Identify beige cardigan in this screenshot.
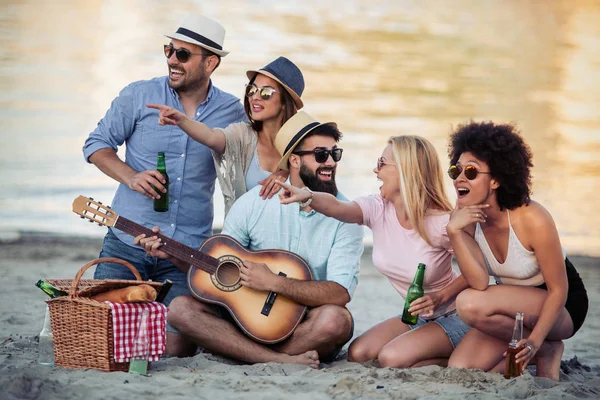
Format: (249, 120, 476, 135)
(212, 122, 258, 215)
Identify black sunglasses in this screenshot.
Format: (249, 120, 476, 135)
(293, 148, 343, 163)
(245, 83, 278, 101)
(163, 44, 203, 63)
(448, 165, 491, 180)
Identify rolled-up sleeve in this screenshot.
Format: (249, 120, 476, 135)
(83, 84, 136, 162)
(325, 223, 364, 299)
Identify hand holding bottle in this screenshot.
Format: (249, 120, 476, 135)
(504, 338, 537, 371)
(127, 170, 168, 200)
(408, 291, 442, 319)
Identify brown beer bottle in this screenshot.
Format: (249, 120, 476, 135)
(504, 311, 524, 378)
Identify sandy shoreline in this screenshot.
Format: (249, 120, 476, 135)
(1, 232, 599, 399)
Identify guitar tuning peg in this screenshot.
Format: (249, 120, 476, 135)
(80, 216, 85, 219)
(97, 201, 103, 205)
(89, 197, 94, 200)
(107, 205, 112, 209)
(89, 220, 94, 223)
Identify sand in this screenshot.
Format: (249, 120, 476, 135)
(1, 232, 599, 400)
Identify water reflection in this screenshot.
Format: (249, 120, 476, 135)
(1, 0, 599, 255)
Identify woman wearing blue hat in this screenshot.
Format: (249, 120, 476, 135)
(147, 56, 305, 214)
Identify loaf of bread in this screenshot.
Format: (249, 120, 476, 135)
(92, 284, 157, 303)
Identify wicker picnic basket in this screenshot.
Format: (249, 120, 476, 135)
(46, 257, 162, 372)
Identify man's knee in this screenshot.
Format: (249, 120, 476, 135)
(167, 295, 206, 328)
(310, 305, 353, 342)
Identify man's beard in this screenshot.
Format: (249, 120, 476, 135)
(168, 65, 208, 93)
(299, 164, 338, 196)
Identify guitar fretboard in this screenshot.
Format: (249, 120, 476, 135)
(114, 216, 219, 274)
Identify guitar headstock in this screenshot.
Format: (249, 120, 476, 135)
(72, 195, 119, 227)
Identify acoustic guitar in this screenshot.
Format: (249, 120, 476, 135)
(72, 195, 313, 344)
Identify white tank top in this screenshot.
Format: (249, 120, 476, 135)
(474, 211, 565, 286)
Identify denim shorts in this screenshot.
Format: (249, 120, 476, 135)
(95, 229, 191, 332)
(403, 309, 470, 349)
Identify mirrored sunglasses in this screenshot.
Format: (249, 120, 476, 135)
(448, 165, 491, 180)
(293, 148, 343, 163)
(245, 83, 278, 101)
(163, 44, 203, 63)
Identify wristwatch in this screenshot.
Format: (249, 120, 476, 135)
(299, 187, 314, 208)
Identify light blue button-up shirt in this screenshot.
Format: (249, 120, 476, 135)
(222, 185, 364, 298)
(83, 76, 246, 249)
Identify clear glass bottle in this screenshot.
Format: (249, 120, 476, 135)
(129, 309, 150, 375)
(38, 305, 54, 366)
(504, 311, 524, 378)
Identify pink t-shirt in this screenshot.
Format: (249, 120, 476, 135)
(354, 194, 457, 318)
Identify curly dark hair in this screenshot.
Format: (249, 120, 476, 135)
(448, 121, 533, 210)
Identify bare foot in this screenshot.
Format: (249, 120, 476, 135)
(281, 350, 320, 369)
(535, 340, 564, 381)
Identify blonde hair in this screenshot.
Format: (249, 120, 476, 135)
(389, 135, 453, 246)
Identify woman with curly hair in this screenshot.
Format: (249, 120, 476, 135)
(446, 121, 588, 381)
(277, 135, 471, 368)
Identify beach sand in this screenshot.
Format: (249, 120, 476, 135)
(1, 233, 599, 400)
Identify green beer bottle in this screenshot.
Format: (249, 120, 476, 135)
(154, 152, 169, 212)
(401, 263, 426, 325)
(35, 280, 68, 298)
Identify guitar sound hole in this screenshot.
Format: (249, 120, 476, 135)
(216, 262, 240, 287)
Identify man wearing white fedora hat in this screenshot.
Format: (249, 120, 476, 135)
(136, 111, 364, 367)
(82, 15, 246, 345)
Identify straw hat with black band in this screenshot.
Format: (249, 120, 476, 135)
(165, 15, 229, 57)
(275, 111, 337, 170)
(247, 57, 305, 109)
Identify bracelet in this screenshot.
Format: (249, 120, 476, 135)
(298, 187, 314, 207)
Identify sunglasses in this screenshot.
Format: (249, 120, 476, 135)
(163, 44, 203, 63)
(448, 165, 491, 180)
(245, 83, 278, 101)
(293, 148, 343, 163)
(376, 157, 396, 170)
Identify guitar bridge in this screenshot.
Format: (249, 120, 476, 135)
(261, 272, 287, 316)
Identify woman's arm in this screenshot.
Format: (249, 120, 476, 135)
(522, 203, 569, 351)
(146, 104, 226, 153)
(277, 181, 363, 224)
(446, 204, 491, 290)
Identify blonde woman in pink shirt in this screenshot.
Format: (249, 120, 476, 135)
(277, 135, 470, 368)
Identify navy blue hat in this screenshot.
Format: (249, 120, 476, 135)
(246, 56, 304, 109)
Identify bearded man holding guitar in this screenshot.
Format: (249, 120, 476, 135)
(135, 112, 364, 368)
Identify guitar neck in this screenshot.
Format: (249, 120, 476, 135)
(113, 216, 218, 275)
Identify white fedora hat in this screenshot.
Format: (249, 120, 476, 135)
(165, 15, 229, 57)
(275, 111, 337, 170)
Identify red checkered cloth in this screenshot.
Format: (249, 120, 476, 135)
(106, 302, 168, 363)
